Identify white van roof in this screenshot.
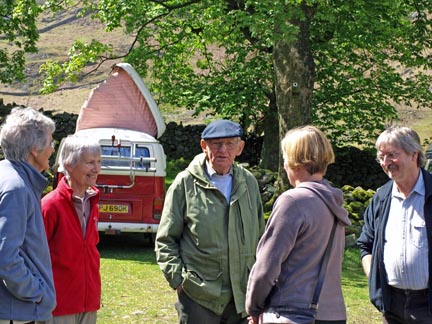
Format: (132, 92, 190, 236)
(74, 127, 160, 143)
(75, 63, 166, 138)
(55, 127, 165, 175)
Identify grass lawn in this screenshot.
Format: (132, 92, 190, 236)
(97, 234, 177, 323)
(341, 247, 382, 324)
(97, 234, 382, 324)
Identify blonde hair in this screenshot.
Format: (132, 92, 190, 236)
(281, 125, 335, 175)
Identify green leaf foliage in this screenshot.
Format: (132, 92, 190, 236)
(312, 0, 432, 146)
(11, 0, 431, 148)
(0, 0, 41, 83)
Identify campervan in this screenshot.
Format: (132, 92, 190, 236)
(54, 63, 166, 241)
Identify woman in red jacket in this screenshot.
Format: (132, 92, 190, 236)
(42, 134, 102, 324)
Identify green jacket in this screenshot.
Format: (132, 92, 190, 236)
(155, 153, 265, 315)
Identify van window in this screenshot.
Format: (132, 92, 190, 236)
(134, 145, 150, 169)
(101, 145, 132, 167)
(135, 145, 150, 158)
(100, 144, 151, 169)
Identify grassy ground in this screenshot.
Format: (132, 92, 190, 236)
(98, 234, 177, 323)
(341, 247, 382, 324)
(97, 234, 382, 324)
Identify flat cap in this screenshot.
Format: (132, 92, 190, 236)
(201, 119, 243, 140)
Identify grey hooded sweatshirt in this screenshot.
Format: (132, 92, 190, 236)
(246, 180, 351, 321)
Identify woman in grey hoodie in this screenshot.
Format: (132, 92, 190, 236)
(246, 125, 351, 324)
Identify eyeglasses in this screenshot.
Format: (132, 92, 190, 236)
(206, 140, 240, 151)
(376, 151, 401, 163)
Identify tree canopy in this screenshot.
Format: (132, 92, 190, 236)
(0, 0, 41, 83)
(2, 0, 432, 172)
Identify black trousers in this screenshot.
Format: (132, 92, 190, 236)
(175, 290, 247, 324)
(382, 287, 432, 324)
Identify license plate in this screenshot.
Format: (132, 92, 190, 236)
(105, 229, 120, 235)
(99, 204, 129, 213)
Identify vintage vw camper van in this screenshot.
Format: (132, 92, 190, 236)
(54, 63, 166, 241)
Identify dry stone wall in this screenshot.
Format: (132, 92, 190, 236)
(0, 101, 388, 190)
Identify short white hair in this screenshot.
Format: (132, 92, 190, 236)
(0, 107, 55, 161)
(60, 134, 101, 178)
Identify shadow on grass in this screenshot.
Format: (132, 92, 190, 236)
(98, 233, 157, 263)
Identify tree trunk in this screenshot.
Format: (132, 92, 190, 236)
(273, 3, 317, 192)
(259, 95, 279, 171)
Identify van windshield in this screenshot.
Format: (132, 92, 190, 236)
(101, 145, 150, 169)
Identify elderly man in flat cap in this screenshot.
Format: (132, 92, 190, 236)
(156, 119, 265, 324)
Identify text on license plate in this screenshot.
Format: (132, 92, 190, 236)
(99, 204, 129, 213)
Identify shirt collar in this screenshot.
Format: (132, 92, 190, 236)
(205, 160, 233, 177)
(72, 187, 97, 202)
(392, 170, 425, 198)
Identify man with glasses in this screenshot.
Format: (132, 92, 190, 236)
(358, 126, 432, 323)
(155, 119, 265, 324)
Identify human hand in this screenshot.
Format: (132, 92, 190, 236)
(247, 315, 259, 324)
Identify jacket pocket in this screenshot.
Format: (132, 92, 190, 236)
(241, 254, 256, 293)
(182, 265, 223, 302)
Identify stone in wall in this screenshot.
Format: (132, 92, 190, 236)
(0, 101, 389, 191)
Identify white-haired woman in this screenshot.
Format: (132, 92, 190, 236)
(42, 134, 102, 324)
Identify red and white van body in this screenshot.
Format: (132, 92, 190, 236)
(54, 63, 167, 240)
(55, 128, 166, 237)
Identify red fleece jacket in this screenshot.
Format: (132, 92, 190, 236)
(42, 177, 101, 316)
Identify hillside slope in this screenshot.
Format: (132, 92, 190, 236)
(0, 8, 431, 142)
(0, 8, 132, 114)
